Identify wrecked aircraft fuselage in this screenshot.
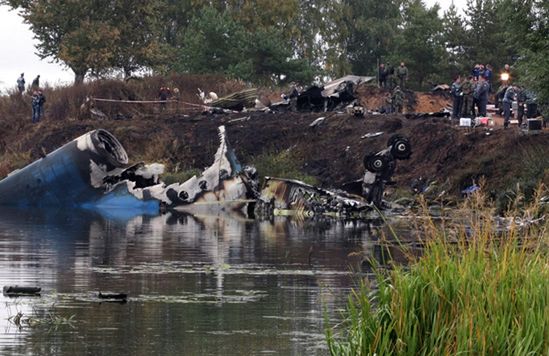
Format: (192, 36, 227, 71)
(0, 129, 160, 212)
(0, 126, 410, 219)
(0, 127, 256, 214)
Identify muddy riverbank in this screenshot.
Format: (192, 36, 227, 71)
(1, 76, 547, 204)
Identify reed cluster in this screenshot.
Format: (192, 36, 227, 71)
(327, 189, 549, 355)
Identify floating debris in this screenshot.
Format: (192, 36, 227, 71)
(3, 286, 41, 297)
(98, 292, 128, 303)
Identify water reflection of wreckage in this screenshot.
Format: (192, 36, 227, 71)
(0, 127, 410, 218)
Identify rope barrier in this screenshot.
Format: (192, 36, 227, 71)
(91, 97, 209, 109)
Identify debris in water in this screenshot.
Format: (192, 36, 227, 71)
(98, 292, 128, 303)
(3, 286, 41, 297)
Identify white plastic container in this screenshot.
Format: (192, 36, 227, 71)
(460, 118, 472, 127)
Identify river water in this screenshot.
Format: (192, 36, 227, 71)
(0, 207, 409, 355)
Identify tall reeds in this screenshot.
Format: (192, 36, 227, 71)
(327, 188, 549, 355)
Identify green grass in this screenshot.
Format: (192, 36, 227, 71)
(251, 150, 318, 187)
(327, 191, 549, 355)
(161, 168, 202, 185)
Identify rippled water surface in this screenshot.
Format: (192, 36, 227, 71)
(0, 208, 408, 355)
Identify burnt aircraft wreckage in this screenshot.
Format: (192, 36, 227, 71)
(0, 127, 411, 218)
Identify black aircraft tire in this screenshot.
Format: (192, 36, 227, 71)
(387, 134, 406, 147)
(364, 154, 389, 173)
(391, 138, 412, 160)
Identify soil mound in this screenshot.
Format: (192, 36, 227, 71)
(355, 85, 451, 113)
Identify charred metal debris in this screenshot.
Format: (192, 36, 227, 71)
(0, 127, 411, 218)
(199, 76, 375, 114)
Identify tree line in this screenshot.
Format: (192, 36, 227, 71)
(2, 0, 547, 102)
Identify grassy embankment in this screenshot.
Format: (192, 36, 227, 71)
(0, 75, 322, 185)
(327, 190, 549, 355)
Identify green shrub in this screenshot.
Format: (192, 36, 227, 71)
(327, 192, 549, 355)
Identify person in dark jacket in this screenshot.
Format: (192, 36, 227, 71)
(386, 63, 395, 90)
(524, 90, 538, 118)
(502, 85, 517, 128)
(451, 75, 463, 119)
(31, 89, 46, 123)
(158, 86, 171, 111)
(31, 75, 40, 89)
(471, 64, 480, 80)
(473, 76, 489, 117)
(378, 63, 388, 88)
(484, 64, 493, 92)
(516, 86, 526, 126)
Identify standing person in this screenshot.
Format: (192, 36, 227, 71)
(31, 75, 40, 89)
(158, 86, 171, 111)
(471, 77, 479, 117)
(386, 63, 395, 90)
(471, 64, 480, 80)
(461, 76, 474, 118)
(474, 76, 489, 117)
(391, 86, 404, 113)
(451, 75, 463, 119)
(516, 86, 526, 126)
(396, 62, 408, 89)
(525, 90, 538, 118)
(31, 89, 46, 123)
(478, 64, 485, 79)
(484, 64, 493, 92)
(378, 63, 388, 88)
(16, 73, 25, 94)
(502, 85, 517, 128)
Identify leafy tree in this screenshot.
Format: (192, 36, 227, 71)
(442, 3, 469, 75)
(2, 0, 165, 83)
(109, 0, 167, 77)
(174, 7, 313, 85)
(514, 0, 549, 106)
(392, 0, 446, 89)
(463, 0, 510, 67)
(342, 0, 402, 76)
(173, 8, 246, 75)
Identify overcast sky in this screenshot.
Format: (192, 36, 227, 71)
(0, 1, 467, 93)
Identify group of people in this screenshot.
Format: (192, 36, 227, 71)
(17, 73, 41, 94)
(450, 63, 511, 119)
(16, 73, 45, 123)
(451, 63, 539, 128)
(378, 62, 409, 90)
(500, 85, 538, 128)
(450, 74, 490, 119)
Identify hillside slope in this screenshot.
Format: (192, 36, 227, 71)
(0, 76, 547, 206)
